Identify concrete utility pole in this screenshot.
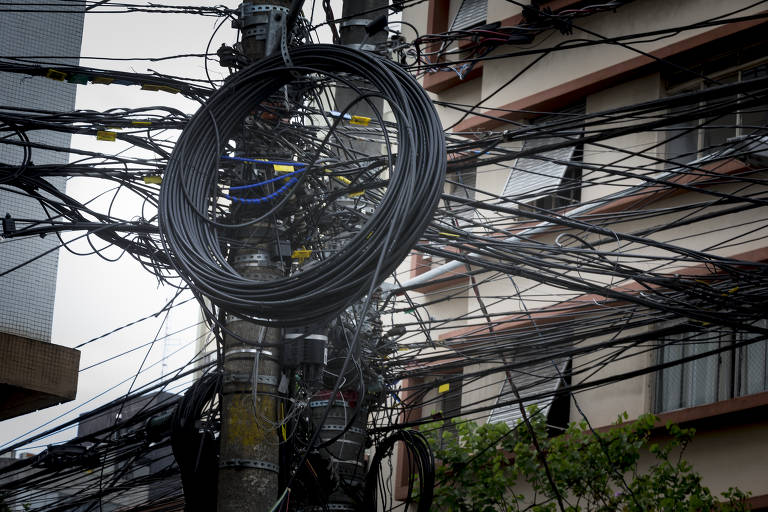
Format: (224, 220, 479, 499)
(217, 2, 291, 511)
(336, 0, 390, 157)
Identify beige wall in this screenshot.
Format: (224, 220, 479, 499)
(393, 0, 768, 507)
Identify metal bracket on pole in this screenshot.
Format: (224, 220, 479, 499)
(238, 3, 291, 56)
(342, 43, 377, 52)
(340, 19, 373, 28)
(220, 459, 280, 473)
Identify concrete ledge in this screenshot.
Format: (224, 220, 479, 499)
(0, 332, 80, 420)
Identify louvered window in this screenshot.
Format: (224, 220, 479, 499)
(450, 0, 487, 31)
(488, 359, 569, 428)
(502, 106, 584, 208)
(445, 167, 476, 228)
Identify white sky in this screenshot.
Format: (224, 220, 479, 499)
(1, 0, 342, 454)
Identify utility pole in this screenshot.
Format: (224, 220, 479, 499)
(217, 2, 291, 511)
(336, 0, 390, 157)
(218, 2, 390, 511)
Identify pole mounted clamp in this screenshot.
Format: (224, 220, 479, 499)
(319, 424, 365, 435)
(223, 373, 278, 385)
(233, 252, 271, 268)
(326, 504, 357, 511)
(219, 458, 279, 473)
(340, 19, 373, 28)
(309, 399, 350, 408)
(342, 43, 377, 52)
(224, 348, 275, 359)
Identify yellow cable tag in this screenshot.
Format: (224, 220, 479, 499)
(349, 115, 371, 126)
(46, 69, 67, 81)
(131, 120, 152, 126)
(281, 403, 287, 441)
(92, 76, 114, 85)
(438, 383, 450, 393)
(141, 84, 180, 94)
(274, 164, 294, 173)
(292, 249, 312, 262)
(143, 176, 162, 184)
(158, 85, 180, 94)
(96, 130, 116, 141)
(325, 170, 364, 197)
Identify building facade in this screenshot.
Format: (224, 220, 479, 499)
(393, 0, 768, 508)
(0, 0, 85, 418)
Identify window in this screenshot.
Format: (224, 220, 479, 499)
(427, 373, 463, 448)
(488, 358, 570, 428)
(664, 41, 768, 166)
(503, 105, 584, 210)
(445, 167, 477, 228)
(450, 0, 487, 31)
(655, 320, 768, 413)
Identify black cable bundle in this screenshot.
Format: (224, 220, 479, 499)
(158, 44, 445, 326)
(171, 371, 221, 512)
(364, 429, 435, 511)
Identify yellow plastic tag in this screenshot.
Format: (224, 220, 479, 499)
(349, 115, 371, 126)
(96, 130, 116, 141)
(131, 120, 152, 126)
(143, 176, 162, 184)
(331, 175, 351, 185)
(46, 69, 67, 81)
(141, 84, 180, 94)
(325, 170, 364, 197)
(92, 76, 114, 85)
(158, 85, 180, 94)
(274, 164, 294, 173)
(438, 383, 450, 393)
(292, 249, 312, 261)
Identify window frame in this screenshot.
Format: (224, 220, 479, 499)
(654, 320, 768, 413)
(664, 56, 768, 165)
(503, 103, 585, 211)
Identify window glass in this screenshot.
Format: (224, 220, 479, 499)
(656, 322, 768, 413)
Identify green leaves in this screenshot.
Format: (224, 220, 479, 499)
(421, 410, 750, 512)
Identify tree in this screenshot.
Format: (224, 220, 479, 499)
(421, 410, 750, 511)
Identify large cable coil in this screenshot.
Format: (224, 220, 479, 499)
(158, 45, 446, 326)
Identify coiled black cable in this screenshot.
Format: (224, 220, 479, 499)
(158, 44, 446, 326)
(364, 429, 435, 512)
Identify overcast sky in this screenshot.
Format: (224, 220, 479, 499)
(1, 0, 342, 453)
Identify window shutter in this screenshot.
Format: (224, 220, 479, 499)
(502, 138, 577, 201)
(450, 0, 487, 31)
(488, 359, 569, 428)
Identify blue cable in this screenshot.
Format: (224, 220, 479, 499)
(220, 155, 308, 191)
(223, 177, 299, 204)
